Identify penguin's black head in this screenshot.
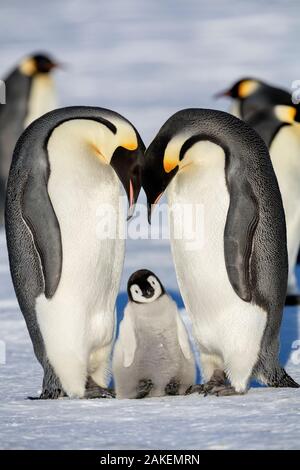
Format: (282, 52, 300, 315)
(19, 53, 59, 75)
(143, 109, 208, 223)
(110, 131, 145, 219)
(127, 269, 165, 303)
(215, 78, 262, 100)
(142, 133, 178, 222)
(33, 54, 58, 73)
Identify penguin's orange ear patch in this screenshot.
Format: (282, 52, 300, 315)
(163, 154, 179, 173)
(238, 80, 259, 98)
(19, 58, 37, 76)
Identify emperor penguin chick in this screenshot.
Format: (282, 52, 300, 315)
(112, 270, 195, 399)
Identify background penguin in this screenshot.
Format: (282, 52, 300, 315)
(247, 105, 300, 303)
(218, 79, 300, 301)
(5, 106, 145, 399)
(112, 269, 195, 399)
(215, 78, 297, 121)
(142, 108, 299, 396)
(0, 52, 59, 223)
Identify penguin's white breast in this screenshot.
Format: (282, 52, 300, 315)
(167, 140, 267, 355)
(36, 120, 124, 349)
(270, 124, 300, 270)
(270, 125, 300, 219)
(24, 74, 57, 128)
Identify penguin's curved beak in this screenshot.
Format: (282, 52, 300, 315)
(143, 164, 178, 224)
(214, 89, 231, 99)
(110, 139, 145, 220)
(52, 61, 68, 71)
(146, 193, 163, 224)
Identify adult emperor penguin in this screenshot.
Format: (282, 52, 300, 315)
(142, 108, 299, 396)
(112, 270, 195, 398)
(218, 80, 300, 296)
(5, 106, 145, 399)
(215, 78, 296, 121)
(247, 105, 300, 303)
(0, 52, 58, 223)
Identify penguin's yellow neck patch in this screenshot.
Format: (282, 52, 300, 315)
(238, 80, 259, 98)
(275, 105, 297, 124)
(19, 57, 37, 76)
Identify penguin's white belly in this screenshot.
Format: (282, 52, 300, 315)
(35, 122, 124, 391)
(24, 74, 57, 128)
(270, 125, 300, 292)
(167, 142, 267, 364)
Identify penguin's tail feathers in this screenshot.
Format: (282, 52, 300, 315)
(262, 367, 300, 388)
(285, 294, 300, 306)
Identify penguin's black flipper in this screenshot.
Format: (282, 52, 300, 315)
(22, 173, 62, 299)
(224, 178, 259, 302)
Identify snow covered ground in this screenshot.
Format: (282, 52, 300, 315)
(0, 0, 300, 450)
(0, 228, 300, 450)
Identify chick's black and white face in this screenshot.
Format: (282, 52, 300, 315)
(128, 270, 164, 303)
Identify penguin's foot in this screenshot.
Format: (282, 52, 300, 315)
(85, 377, 115, 399)
(28, 388, 65, 400)
(186, 369, 227, 396)
(165, 378, 180, 395)
(136, 379, 153, 399)
(185, 384, 204, 395)
(202, 384, 244, 397)
(84, 386, 116, 399)
(40, 388, 65, 399)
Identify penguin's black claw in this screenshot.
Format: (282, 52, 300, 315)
(136, 379, 153, 398)
(85, 376, 116, 398)
(185, 384, 205, 395)
(203, 385, 244, 397)
(187, 370, 228, 396)
(84, 385, 116, 399)
(84, 386, 116, 399)
(285, 294, 300, 306)
(165, 378, 180, 395)
(28, 388, 65, 400)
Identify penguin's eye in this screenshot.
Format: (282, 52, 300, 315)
(130, 284, 143, 301)
(147, 276, 157, 288)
